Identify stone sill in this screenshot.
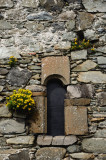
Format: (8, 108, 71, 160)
(37, 135, 77, 146)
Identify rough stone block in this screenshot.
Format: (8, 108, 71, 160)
(0, 0, 13, 8)
(64, 136, 77, 145)
(0, 104, 12, 117)
(41, 56, 70, 85)
(97, 92, 106, 106)
(97, 56, 106, 65)
(6, 136, 35, 145)
(72, 60, 97, 71)
(40, 0, 64, 12)
(71, 50, 87, 60)
(94, 129, 106, 138)
(22, 0, 39, 8)
(82, 0, 106, 12)
(78, 71, 106, 83)
(37, 135, 52, 145)
(70, 152, 94, 159)
(28, 96, 47, 133)
(0, 20, 12, 30)
(65, 106, 88, 135)
(0, 119, 25, 134)
(65, 98, 90, 106)
(27, 11, 53, 21)
(67, 84, 94, 98)
(82, 138, 106, 153)
(35, 147, 66, 160)
(52, 136, 64, 145)
(6, 67, 32, 87)
(0, 46, 21, 59)
(77, 12, 94, 30)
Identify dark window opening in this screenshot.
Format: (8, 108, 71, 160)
(47, 79, 66, 136)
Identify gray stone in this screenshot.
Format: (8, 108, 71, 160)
(70, 153, 94, 159)
(66, 20, 75, 31)
(35, 147, 66, 160)
(0, 137, 7, 146)
(67, 145, 81, 153)
(64, 136, 77, 145)
(37, 135, 52, 145)
(26, 85, 46, 92)
(82, 0, 106, 12)
(0, 104, 12, 117)
(31, 74, 40, 80)
(94, 129, 106, 138)
(40, 0, 64, 12)
(99, 65, 106, 69)
(52, 22, 65, 31)
(9, 150, 30, 160)
(63, 32, 76, 41)
(25, 22, 44, 31)
(0, 86, 3, 92)
(96, 46, 106, 53)
(0, 20, 12, 30)
(0, 0, 13, 8)
(97, 56, 106, 64)
(0, 96, 3, 101)
(78, 71, 106, 83)
(52, 136, 64, 145)
(27, 11, 53, 21)
(29, 43, 43, 52)
(22, 0, 39, 8)
(54, 42, 71, 50)
(58, 11, 76, 21)
(98, 121, 106, 128)
(84, 29, 98, 40)
(67, 84, 94, 98)
(29, 79, 40, 85)
(0, 46, 21, 59)
(93, 112, 106, 118)
(71, 50, 87, 60)
(0, 119, 25, 134)
(97, 92, 106, 106)
(77, 12, 94, 30)
(28, 65, 41, 70)
(7, 136, 35, 145)
(72, 60, 97, 71)
(7, 67, 32, 87)
(82, 138, 106, 153)
(0, 68, 8, 75)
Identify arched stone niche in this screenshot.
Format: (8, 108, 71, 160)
(41, 56, 70, 85)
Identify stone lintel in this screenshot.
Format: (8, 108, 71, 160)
(41, 56, 70, 85)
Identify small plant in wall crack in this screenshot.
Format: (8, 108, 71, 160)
(71, 38, 95, 52)
(8, 56, 17, 67)
(6, 89, 36, 115)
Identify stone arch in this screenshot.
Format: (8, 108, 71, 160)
(41, 56, 70, 85)
(43, 74, 67, 85)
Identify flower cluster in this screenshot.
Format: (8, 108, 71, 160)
(71, 38, 91, 51)
(9, 56, 17, 67)
(91, 46, 95, 53)
(6, 89, 35, 114)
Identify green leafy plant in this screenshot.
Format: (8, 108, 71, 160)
(6, 89, 35, 115)
(9, 56, 17, 67)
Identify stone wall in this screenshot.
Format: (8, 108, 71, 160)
(0, 0, 106, 159)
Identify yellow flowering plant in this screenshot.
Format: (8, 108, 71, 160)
(9, 56, 17, 67)
(6, 89, 35, 114)
(71, 38, 91, 51)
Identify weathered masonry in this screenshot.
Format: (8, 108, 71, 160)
(0, 0, 106, 160)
